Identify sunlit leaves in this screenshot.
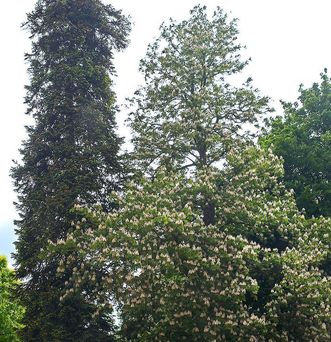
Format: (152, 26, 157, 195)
(0, 256, 24, 342)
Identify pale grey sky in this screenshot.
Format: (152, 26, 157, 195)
(1, 0, 331, 263)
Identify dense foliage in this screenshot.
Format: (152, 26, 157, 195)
(54, 147, 331, 341)
(54, 170, 263, 341)
(262, 71, 331, 218)
(0, 256, 24, 342)
(11, 0, 130, 340)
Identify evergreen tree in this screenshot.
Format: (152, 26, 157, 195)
(129, 5, 271, 175)
(11, 0, 130, 340)
(261, 71, 331, 218)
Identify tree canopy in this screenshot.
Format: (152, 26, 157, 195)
(129, 5, 271, 175)
(52, 147, 331, 341)
(0, 256, 24, 342)
(262, 71, 331, 218)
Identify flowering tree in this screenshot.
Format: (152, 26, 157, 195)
(53, 146, 331, 340)
(128, 5, 271, 175)
(213, 147, 331, 340)
(215, 146, 311, 249)
(218, 148, 331, 340)
(55, 170, 265, 340)
(265, 251, 331, 341)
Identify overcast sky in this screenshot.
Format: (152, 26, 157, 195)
(1, 0, 331, 264)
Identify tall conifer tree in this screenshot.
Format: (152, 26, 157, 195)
(11, 0, 130, 340)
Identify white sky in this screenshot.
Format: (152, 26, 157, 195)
(1, 0, 331, 261)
